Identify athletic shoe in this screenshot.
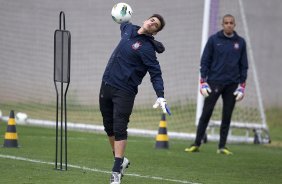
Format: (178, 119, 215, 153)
(184, 144, 199, 152)
(110, 172, 121, 184)
(217, 147, 233, 155)
(120, 157, 130, 177)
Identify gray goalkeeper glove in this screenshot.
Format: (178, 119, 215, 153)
(200, 78, 211, 97)
(153, 97, 171, 115)
(233, 83, 246, 101)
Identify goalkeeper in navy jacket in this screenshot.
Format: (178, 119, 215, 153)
(99, 14, 170, 184)
(185, 14, 248, 155)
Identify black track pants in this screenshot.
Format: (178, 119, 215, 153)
(99, 82, 136, 141)
(194, 83, 238, 148)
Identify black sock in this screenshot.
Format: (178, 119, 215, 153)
(112, 157, 123, 172)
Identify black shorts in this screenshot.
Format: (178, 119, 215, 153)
(99, 82, 136, 140)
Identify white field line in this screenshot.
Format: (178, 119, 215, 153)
(0, 154, 201, 184)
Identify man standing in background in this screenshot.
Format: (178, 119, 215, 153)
(185, 14, 248, 155)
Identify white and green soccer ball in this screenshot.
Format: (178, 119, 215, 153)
(111, 2, 133, 24)
(15, 112, 28, 123)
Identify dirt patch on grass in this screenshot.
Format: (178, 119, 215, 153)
(264, 141, 282, 148)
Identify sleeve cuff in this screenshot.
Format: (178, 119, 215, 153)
(156, 91, 164, 98)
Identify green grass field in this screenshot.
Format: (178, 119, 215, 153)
(0, 116, 282, 184)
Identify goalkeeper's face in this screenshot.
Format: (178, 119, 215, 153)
(222, 16, 236, 36)
(142, 17, 161, 35)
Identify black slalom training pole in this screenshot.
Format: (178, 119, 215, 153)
(53, 11, 71, 171)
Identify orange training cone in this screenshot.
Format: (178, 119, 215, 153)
(155, 114, 169, 149)
(3, 110, 19, 148)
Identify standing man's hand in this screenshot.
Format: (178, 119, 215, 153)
(200, 78, 211, 97)
(233, 83, 246, 101)
(153, 98, 171, 115)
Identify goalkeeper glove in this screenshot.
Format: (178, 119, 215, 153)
(153, 97, 171, 115)
(233, 83, 246, 101)
(200, 78, 211, 97)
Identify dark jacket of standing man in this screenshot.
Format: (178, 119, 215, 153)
(201, 30, 248, 85)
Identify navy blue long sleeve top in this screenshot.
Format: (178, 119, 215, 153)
(102, 22, 165, 97)
(200, 30, 248, 85)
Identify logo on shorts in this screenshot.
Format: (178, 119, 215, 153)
(234, 42, 239, 49)
(132, 41, 142, 50)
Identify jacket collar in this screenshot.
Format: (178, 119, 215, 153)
(132, 25, 165, 53)
(218, 30, 239, 40)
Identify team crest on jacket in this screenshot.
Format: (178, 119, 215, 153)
(132, 41, 142, 50)
(234, 42, 239, 49)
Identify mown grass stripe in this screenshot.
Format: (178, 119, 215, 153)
(0, 154, 200, 184)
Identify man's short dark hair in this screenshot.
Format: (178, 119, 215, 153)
(222, 14, 235, 23)
(149, 14, 165, 32)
